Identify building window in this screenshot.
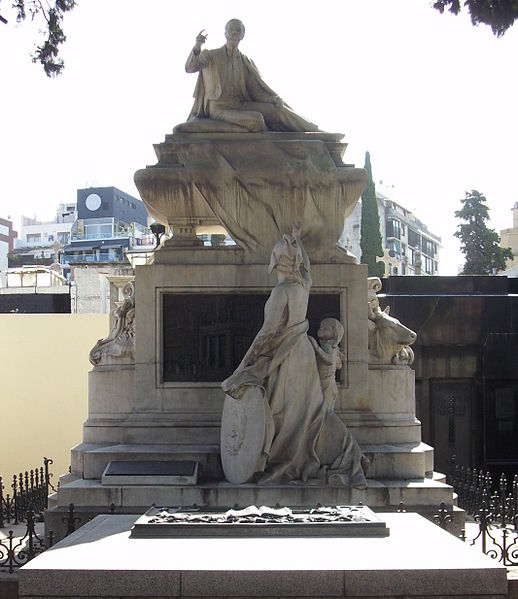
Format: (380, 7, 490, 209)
(58, 232, 69, 244)
(422, 237, 435, 256)
(84, 218, 114, 239)
(386, 219, 401, 240)
(388, 239, 401, 256)
(26, 233, 41, 243)
(408, 228, 420, 248)
(424, 256, 434, 274)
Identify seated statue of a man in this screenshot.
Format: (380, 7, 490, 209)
(185, 19, 320, 132)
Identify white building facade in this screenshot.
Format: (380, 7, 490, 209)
(341, 189, 441, 276)
(13, 203, 77, 263)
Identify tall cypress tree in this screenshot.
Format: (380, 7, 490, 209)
(360, 151, 385, 277)
(455, 190, 513, 274)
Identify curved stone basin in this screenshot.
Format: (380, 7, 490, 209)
(135, 132, 366, 262)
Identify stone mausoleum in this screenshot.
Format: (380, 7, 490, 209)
(21, 18, 508, 599)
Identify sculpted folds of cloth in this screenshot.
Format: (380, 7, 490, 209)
(220, 225, 367, 487)
(184, 19, 320, 133)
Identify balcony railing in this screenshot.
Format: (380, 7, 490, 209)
(70, 232, 130, 242)
(62, 254, 123, 264)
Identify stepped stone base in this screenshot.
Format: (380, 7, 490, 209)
(25, 512, 505, 598)
(71, 440, 434, 482)
(46, 474, 456, 542)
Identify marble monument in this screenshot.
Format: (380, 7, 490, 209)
(45, 18, 455, 540)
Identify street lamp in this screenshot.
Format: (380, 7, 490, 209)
(150, 222, 166, 248)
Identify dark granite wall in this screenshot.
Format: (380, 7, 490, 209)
(380, 276, 518, 476)
(0, 293, 70, 313)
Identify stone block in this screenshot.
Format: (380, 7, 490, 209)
(25, 513, 507, 598)
(88, 365, 135, 417)
(362, 442, 428, 479)
(367, 365, 416, 417)
(81, 443, 220, 480)
(181, 570, 344, 597)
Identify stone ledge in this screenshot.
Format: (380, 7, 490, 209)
(23, 513, 507, 598)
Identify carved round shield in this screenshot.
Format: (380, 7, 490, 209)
(220, 386, 265, 484)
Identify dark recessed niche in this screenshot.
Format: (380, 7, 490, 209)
(162, 293, 340, 382)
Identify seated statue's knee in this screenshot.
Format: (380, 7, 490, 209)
(246, 114, 267, 132)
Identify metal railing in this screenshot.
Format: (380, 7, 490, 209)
(450, 466, 518, 527)
(443, 466, 518, 566)
(0, 502, 115, 574)
(0, 458, 55, 527)
(0, 507, 52, 573)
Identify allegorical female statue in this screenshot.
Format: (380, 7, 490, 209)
(221, 224, 366, 487)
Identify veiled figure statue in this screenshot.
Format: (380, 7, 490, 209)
(221, 224, 366, 487)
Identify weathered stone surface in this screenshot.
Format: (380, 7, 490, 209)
(134, 132, 366, 262)
(220, 387, 266, 484)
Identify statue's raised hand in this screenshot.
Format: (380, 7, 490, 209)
(195, 30, 207, 46)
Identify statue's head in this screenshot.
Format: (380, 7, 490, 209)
(268, 234, 303, 279)
(225, 19, 245, 43)
(318, 318, 344, 345)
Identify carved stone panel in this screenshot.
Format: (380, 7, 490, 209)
(162, 293, 340, 382)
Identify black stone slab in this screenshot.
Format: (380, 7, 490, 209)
(104, 461, 197, 476)
(131, 505, 389, 538)
(162, 293, 340, 382)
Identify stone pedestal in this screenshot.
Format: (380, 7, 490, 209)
(25, 513, 506, 599)
(50, 131, 454, 540)
(134, 132, 366, 263)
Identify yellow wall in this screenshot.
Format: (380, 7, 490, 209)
(0, 314, 109, 486)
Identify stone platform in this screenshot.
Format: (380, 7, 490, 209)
(21, 512, 506, 598)
(45, 473, 457, 541)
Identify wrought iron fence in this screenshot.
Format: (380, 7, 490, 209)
(3, 463, 518, 573)
(426, 466, 518, 566)
(0, 457, 56, 527)
(0, 501, 116, 574)
(0, 507, 53, 573)
(450, 466, 518, 528)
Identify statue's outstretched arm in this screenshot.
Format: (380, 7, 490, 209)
(185, 30, 208, 73)
(292, 222, 311, 286)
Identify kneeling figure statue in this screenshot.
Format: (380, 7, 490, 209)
(221, 224, 366, 487)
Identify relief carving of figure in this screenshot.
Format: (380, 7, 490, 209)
(184, 19, 319, 133)
(309, 318, 345, 411)
(221, 224, 366, 487)
(367, 277, 416, 365)
(89, 282, 135, 366)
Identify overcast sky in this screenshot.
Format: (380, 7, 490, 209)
(1, 0, 517, 274)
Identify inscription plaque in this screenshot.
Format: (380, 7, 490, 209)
(162, 293, 340, 382)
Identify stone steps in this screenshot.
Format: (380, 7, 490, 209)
(73, 440, 434, 482)
(362, 442, 434, 479)
(47, 473, 457, 543)
(54, 475, 454, 510)
(72, 442, 222, 480)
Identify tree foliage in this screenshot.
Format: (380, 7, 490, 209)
(454, 189, 513, 274)
(433, 0, 518, 36)
(360, 152, 385, 278)
(1, 0, 76, 76)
